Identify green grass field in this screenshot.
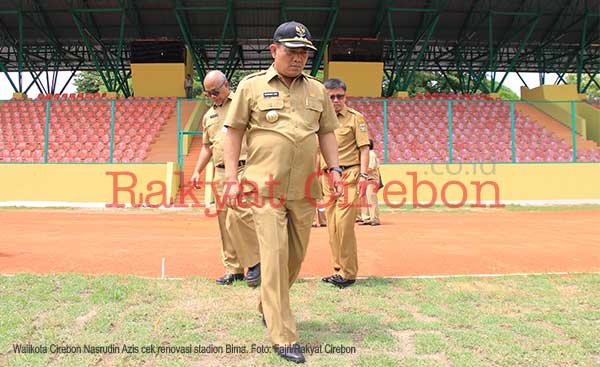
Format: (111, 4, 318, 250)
(1, 273, 599, 367)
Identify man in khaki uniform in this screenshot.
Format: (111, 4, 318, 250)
(223, 21, 342, 364)
(191, 70, 260, 287)
(360, 139, 381, 225)
(321, 78, 370, 289)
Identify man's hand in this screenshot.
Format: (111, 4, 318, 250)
(357, 176, 367, 198)
(225, 180, 241, 208)
(332, 170, 343, 198)
(190, 171, 201, 189)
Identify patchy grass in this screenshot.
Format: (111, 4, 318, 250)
(1, 273, 599, 366)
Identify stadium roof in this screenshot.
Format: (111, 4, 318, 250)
(1, 0, 598, 96)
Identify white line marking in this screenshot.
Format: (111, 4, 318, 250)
(2, 271, 599, 281)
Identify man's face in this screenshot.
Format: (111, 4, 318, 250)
(270, 44, 309, 78)
(327, 87, 346, 113)
(204, 78, 229, 106)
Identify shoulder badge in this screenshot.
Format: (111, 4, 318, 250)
(305, 73, 320, 82)
(244, 70, 267, 81)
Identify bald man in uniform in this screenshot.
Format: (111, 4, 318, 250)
(191, 70, 260, 287)
(223, 21, 342, 364)
(321, 78, 370, 289)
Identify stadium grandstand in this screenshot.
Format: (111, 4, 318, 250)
(0, 0, 598, 206)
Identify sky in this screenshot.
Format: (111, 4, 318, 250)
(0, 71, 559, 100)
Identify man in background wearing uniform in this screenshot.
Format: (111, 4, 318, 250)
(184, 74, 194, 99)
(321, 78, 370, 289)
(223, 21, 342, 364)
(191, 70, 261, 287)
(360, 139, 381, 226)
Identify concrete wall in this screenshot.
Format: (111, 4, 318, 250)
(377, 163, 600, 207)
(576, 103, 600, 146)
(131, 63, 186, 97)
(521, 85, 588, 138)
(325, 61, 384, 97)
(0, 163, 180, 207)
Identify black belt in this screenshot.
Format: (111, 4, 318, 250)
(339, 164, 359, 171)
(216, 160, 246, 169)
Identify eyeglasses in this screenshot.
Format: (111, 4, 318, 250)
(329, 94, 345, 101)
(206, 79, 226, 97)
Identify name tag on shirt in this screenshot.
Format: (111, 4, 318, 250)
(263, 91, 279, 98)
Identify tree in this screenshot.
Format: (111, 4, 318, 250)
(73, 71, 133, 96)
(73, 71, 102, 93)
(382, 71, 518, 99)
(189, 70, 255, 98)
(565, 74, 600, 98)
(479, 79, 519, 100)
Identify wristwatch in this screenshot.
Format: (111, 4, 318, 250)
(329, 167, 343, 174)
(359, 172, 368, 179)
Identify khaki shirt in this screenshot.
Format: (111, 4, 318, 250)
(202, 93, 248, 167)
(225, 65, 339, 200)
(321, 105, 370, 168)
(334, 105, 370, 166)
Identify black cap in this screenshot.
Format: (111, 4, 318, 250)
(273, 21, 317, 51)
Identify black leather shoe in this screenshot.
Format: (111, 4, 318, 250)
(321, 274, 336, 283)
(329, 274, 356, 289)
(215, 273, 244, 285)
(370, 221, 381, 226)
(246, 263, 261, 288)
(275, 343, 305, 364)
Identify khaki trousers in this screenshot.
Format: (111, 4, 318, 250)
(252, 197, 314, 346)
(322, 166, 359, 280)
(361, 180, 380, 223)
(213, 167, 260, 274)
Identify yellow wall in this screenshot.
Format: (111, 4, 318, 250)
(0, 163, 182, 207)
(528, 102, 587, 138)
(576, 103, 600, 146)
(521, 85, 588, 138)
(3, 163, 599, 207)
(542, 84, 579, 101)
(325, 61, 384, 97)
(131, 63, 186, 97)
(377, 164, 600, 207)
(182, 100, 209, 156)
(521, 85, 581, 101)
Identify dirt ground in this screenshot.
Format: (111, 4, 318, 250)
(1, 209, 599, 278)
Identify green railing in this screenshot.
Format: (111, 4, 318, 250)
(0, 98, 177, 164)
(342, 99, 599, 164)
(1, 98, 598, 165)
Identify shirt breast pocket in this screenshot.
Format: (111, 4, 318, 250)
(336, 126, 353, 136)
(335, 126, 354, 144)
(257, 98, 285, 125)
(304, 98, 323, 130)
(204, 120, 219, 141)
